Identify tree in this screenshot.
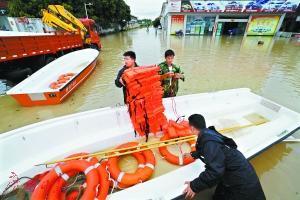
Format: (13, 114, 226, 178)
(153, 17, 161, 28)
(7, 0, 131, 29)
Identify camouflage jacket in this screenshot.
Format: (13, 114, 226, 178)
(158, 61, 184, 98)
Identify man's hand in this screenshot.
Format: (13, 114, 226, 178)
(174, 73, 183, 79)
(183, 153, 192, 159)
(166, 72, 174, 78)
(161, 72, 174, 80)
(119, 78, 125, 86)
(183, 181, 196, 199)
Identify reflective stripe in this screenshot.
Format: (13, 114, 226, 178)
(179, 154, 184, 166)
(191, 143, 196, 147)
(94, 163, 100, 168)
(84, 165, 94, 175)
(96, 184, 99, 193)
(117, 172, 125, 182)
(86, 157, 93, 162)
(61, 174, 69, 181)
(54, 166, 63, 176)
(145, 163, 154, 170)
(138, 164, 145, 168)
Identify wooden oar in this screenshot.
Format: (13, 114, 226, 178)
(40, 114, 269, 166)
(39, 135, 197, 166)
(283, 138, 300, 142)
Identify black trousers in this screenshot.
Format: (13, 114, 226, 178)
(213, 182, 266, 200)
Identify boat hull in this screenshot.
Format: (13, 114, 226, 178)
(9, 59, 97, 106)
(6, 49, 99, 106)
(1, 88, 300, 199)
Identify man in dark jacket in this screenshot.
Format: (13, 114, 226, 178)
(115, 51, 138, 103)
(183, 114, 266, 200)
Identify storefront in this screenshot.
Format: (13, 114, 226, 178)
(185, 15, 215, 35)
(160, 0, 300, 36)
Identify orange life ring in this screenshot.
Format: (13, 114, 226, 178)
(47, 153, 109, 200)
(57, 79, 67, 84)
(49, 81, 63, 89)
(47, 153, 88, 200)
(66, 72, 75, 76)
(107, 142, 156, 188)
(31, 160, 99, 200)
(58, 74, 66, 80)
(66, 190, 80, 200)
(159, 134, 196, 166)
(89, 158, 110, 200)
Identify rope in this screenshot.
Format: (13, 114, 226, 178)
(62, 173, 83, 191)
(1, 176, 34, 197)
(171, 97, 180, 119)
(105, 165, 117, 198)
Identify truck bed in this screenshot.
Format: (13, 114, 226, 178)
(0, 31, 83, 62)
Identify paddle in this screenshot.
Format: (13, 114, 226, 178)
(38, 113, 269, 166)
(283, 138, 300, 142)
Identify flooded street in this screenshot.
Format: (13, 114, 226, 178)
(1, 28, 300, 199)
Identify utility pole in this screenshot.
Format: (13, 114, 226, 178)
(84, 3, 93, 18)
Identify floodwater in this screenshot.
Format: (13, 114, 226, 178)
(0, 28, 300, 199)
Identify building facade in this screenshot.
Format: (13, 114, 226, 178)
(160, 0, 300, 36)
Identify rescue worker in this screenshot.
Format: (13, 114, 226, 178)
(115, 51, 138, 103)
(158, 49, 184, 98)
(183, 114, 266, 200)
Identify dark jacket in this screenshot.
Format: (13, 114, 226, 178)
(190, 127, 265, 200)
(115, 63, 138, 103)
(115, 66, 127, 103)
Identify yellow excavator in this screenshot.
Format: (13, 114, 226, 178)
(42, 5, 101, 49)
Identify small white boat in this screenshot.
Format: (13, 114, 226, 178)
(6, 49, 99, 106)
(1, 88, 299, 199)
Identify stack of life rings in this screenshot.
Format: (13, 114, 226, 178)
(28, 119, 196, 199)
(49, 73, 76, 90)
(122, 66, 167, 140)
(31, 153, 110, 200)
(159, 120, 196, 166)
(30, 143, 157, 199)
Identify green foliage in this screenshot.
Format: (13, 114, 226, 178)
(152, 17, 161, 28)
(7, 0, 131, 29)
(138, 19, 152, 27)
